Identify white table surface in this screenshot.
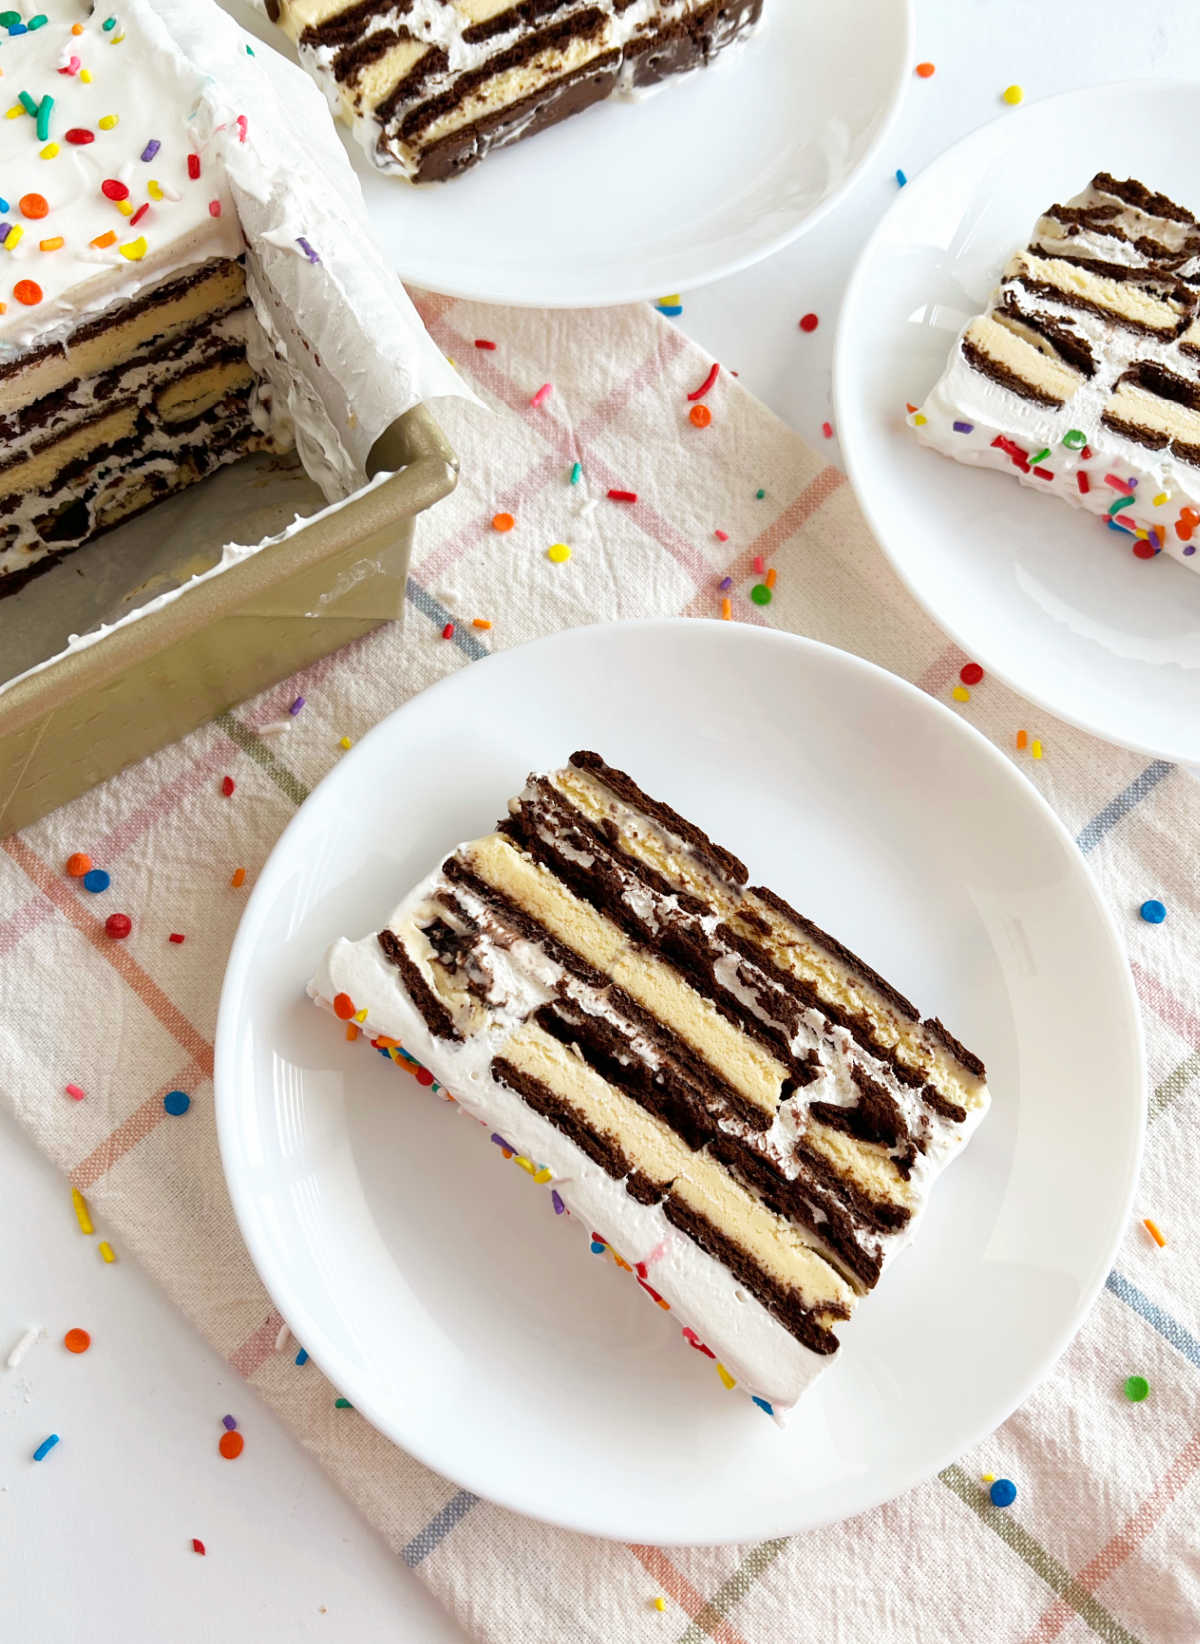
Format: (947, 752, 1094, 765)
(6, 4, 1200, 1639)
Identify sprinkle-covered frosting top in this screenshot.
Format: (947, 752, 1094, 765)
(0, 0, 242, 355)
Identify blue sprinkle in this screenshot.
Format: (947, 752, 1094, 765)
(590, 1240, 606, 1254)
(895, 168, 908, 187)
(163, 1089, 190, 1116)
(32, 1434, 59, 1462)
(989, 1478, 1017, 1508)
(952, 420, 974, 434)
(376, 1045, 392, 1060)
(752, 1396, 774, 1416)
(657, 305, 683, 317)
(1106, 519, 1130, 534)
(551, 1190, 565, 1215)
(294, 1348, 309, 1366)
(83, 868, 110, 894)
(0, 197, 8, 215)
(8, 22, 29, 34)
(140, 138, 161, 162)
(1140, 898, 1167, 924)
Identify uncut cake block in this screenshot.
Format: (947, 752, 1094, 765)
(265, 0, 763, 184)
(911, 173, 1200, 571)
(310, 752, 990, 1416)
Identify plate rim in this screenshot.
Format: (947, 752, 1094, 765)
(359, 0, 915, 308)
(214, 618, 1146, 1543)
(833, 78, 1200, 763)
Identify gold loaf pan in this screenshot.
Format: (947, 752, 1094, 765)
(0, 403, 457, 835)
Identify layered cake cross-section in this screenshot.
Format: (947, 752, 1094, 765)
(310, 752, 990, 1415)
(265, 0, 763, 183)
(911, 173, 1200, 572)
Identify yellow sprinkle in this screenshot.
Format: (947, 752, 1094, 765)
(4, 223, 23, 250)
(547, 542, 571, 563)
(913, 412, 927, 426)
(339, 736, 352, 750)
(148, 179, 163, 200)
(39, 142, 58, 158)
(115, 199, 134, 217)
(654, 1598, 667, 1613)
(79, 68, 92, 83)
(982, 1472, 996, 1483)
(513, 1155, 537, 1176)
(716, 1362, 736, 1390)
(98, 1241, 115, 1263)
(533, 1167, 552, 1184)
(353, 1008, 368, 1023)
(110, 32, 125, 43)
(38, 235, 64, 251)
(71, 1187, 94, 1236)
(6, 103, 26, 119)
(1153, 493, 1169, 506)
(97, 113, 118, 129)
(952, 685, 970, 703)
(1031, 739, 1043, 760)
(1003, 84, 1024, 105)
(657, 294, 680, 306)
(118, 235, 147, 261)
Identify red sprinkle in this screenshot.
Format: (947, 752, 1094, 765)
(686, 362, 720, 402)
(1105, 473, 1134, 494)
(607, 489, 638, 503)
(1133, 540, 1157, 560)
(65, 1084, 86, 1101)
(191, 1539, 206, 1556)
(1077, 471, 1090, 495)
(208, 200, 221, 218)
(1081, 445, 1093, 460)
(821, 422, 833, 439)
(187, 153, 200, 180)
(105, 913, 132, 940)
(753, 555, 764, 574)
(221, 775, 235, 797)
(415, 1067, 435, 1087)
(714, 529, 729, 542)
(960, 662, 984, 686)
(236, 114, 248, 143)
(473, 338, 497, 350)
(1032, 466, 1054, 480)
(798, 313, 819, 333)
(100, 178, 128, 201)
(442, 621, 455, 640)
(129, 202, 148, 226)
(65, 127, 94, 145)
(168, 933, 185, 944)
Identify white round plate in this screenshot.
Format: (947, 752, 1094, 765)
(226, 0, 911, 307)
(215, 620, 1143, 1544)
(835, 82, 1200, 764)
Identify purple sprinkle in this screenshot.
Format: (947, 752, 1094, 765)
(551, 1190, 565, 1215)
(490, 1133, 514, 1152)
(1128, 477, 1138, 487)
(140, 138, 161, 162)
(952, 420, 974, 434)
(718, 576, 733, 591)
(1186, 545, 1196, 556)
(296, 236, 320, 265)
(221, 1414, 238, 1432)
(0, 223, 10, 240)
(288, 695, 305, 715)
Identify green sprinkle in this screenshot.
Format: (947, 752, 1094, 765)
(28, 12, 48, 28)
(1124, 1374, 1149, 1402)
(35, 94, 52, 143)
(1108, 495, 1136, 515)
(1062, 429, 1087, 449)
(334, 1397, 353, 1409)
(0, 11, 20, 24)
(1028, 448, 1050, 466)
(570, 461, 581, 485)
(750, 584, 772, 606)
(18, 91, 38, 116)
(102, 15, 116, 29)
(245, 42, 254, 53)
(755, 488, 765, 500)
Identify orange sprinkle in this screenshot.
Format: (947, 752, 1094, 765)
(230, 867, 246, 888)
(472, 618, 492, 630)
(720, 597, 732, 621)
(373, 1035, 399, 1049)
(71, 19, 83, 31)
(345, 1023, 359, 1042)
(332, 992, 356, 1021)
(90, 229, 117, 248)
(66, 852, 92, 877)
(13, 279, 42, 306)
(491, 511, 515, 532)
(39, 235, 64, 251)
(689, 404, 712, 428)
(63, 1328, 91, 1354)
(915, 61, 936, 77)
(19, 192, 49, 219)
(765, 567, 777, 589)
(1143, 1218, 1166, 1248)
(1016, 729, 1028, 750)
(218, 1430, 244, 1460)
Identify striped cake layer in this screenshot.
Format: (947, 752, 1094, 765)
(312, 753, 990, 1413)
(913, 173, 1200, 571)
(0, 260, 281, 588)
(268, 0, 762, 182)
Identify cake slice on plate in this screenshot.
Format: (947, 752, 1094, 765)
(911, 172, 1200, 572)
(265, 1, 763, 183)
(310, 751, 990, 1417)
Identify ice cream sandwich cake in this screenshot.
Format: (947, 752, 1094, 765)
(911, 173, 1200, 571)
(264, 1, 763, 183)
(311, 752, 990, 1416)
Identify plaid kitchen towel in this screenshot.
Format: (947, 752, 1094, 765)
(1, 289, 1197, 1644)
